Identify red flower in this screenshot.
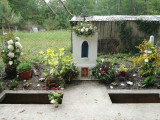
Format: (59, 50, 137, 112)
(105, 67, 109, 72)
(51, 87, 55, 90)
(45, 86, 50, 90)
(101, 69, 104, 71)
(56, 86, 60, 90)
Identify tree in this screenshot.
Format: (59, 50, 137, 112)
(0, 0, 21, 31)
(131, 0, 136, 15)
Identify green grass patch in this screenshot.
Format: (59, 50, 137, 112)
(14, 30, 71, 61)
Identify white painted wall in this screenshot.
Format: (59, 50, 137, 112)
(72, 32, 98, 80)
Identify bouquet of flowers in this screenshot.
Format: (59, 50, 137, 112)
(48, 91, 63, 108)
(91, 59, 116, 83)
(72, 21, 97, 37)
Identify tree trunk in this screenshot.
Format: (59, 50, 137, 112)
(131, 0, 136, 15)
(117, 0, 120, 14)
(58, 0, 73, 17)
(42, 0, 56, 16)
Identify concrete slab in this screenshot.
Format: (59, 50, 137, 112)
(0, 81, 160, 120)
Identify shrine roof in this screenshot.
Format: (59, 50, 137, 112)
(70, 15, 160, 22)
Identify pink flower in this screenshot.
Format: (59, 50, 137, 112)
(51, 87, 55, 90)
(56, 86, 61, 90)
(45, 86, 50, 90)
(78, 29, 80, 32)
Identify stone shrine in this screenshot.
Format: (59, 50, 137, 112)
(72, 32, 98, 80)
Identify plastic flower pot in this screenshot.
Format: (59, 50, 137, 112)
(119, 71, 126, 77)
(19, 70, 32, 80)
(54, 102, 59, 108)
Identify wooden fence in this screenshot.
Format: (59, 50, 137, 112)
(93, 21, 160, 54)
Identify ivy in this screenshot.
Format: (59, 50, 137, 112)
(118, 21, 132, 53)
(136, 20, 160, 35)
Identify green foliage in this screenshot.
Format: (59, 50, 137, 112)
(40, 48, 79, 83)
(9, 80, 17, 89)
(132, 41, 160, 87)
(91, 59, 116, 83)
(48, 91, 63, 104)
(17, 61, 32, 73)
(136, 20, 160, 35)
(118, 64, 128, 72)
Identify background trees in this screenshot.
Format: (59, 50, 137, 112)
(1, 0, 160, 30)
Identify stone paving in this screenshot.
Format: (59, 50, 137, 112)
(0, 81, 160, 120)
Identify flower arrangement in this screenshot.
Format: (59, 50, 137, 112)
(0, 34, 23, 68)
(91, 59, 116, 83)
(40, 48, 79, 87)
(48, 91, 63, 108)
(132, 41, 160, 87)
(72, 21, 97, 37)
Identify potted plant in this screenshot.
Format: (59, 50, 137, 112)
(48, 91, 63, 108)
(17, 61, 32, 80)
(118, 64, 128, 77)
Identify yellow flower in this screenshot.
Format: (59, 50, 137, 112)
(39, 51, 44, 54)
(59, 48, 64, 51)
(47, 48, 53, 54)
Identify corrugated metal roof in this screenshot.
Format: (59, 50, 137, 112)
(70, 15, 160, 21)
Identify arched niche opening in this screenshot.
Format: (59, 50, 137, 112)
(81, 41, 89, 58)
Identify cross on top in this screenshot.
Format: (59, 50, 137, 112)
(81, 6, 88, 21)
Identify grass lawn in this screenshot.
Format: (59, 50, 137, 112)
(14, 30, 71, 61)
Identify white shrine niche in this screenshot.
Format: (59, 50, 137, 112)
(72, 32, 98, 80)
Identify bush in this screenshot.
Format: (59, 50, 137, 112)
(91, 59, 116, 84)
(132, 41, 160, 87)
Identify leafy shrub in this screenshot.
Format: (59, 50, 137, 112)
(132, 41, 160, 87)
(17, 61, 32, 73)
(40, 48, 79, 83)
(0, 33, 23, 68)
(8, 80, 17, 89)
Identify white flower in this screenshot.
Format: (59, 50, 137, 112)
(83, 27, 85, 29)
(144, 58, 149, 62)
(98, 73, 101, 76)
(15, 37, 20, 41)
(15, 42, 22, 49)
(101, 59, 104, 62)
(81, 29, 84, 32)
(50, 99, 55, 104)
(147, 51, 152, 54)
(9, 61, 13, 65)
(20, 52, 23, 56)
(85, 28, 89, 32)
(7, 40, 13, 45)
(8, 52, 14, 58)
(8, 45, 14, 51)
(144, 50, 148, 53)
(110, 86, 113, 89)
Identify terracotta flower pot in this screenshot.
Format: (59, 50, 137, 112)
(19, 70, 32, 80)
